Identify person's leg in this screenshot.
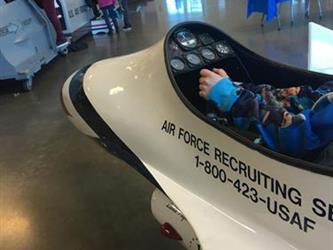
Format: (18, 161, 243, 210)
(260, 93, 332, 157)
(101, 7, 113, 34)
(231, 90, 259, 130)
(36, 0, 66, 44)
(310, 95, 333, 147)
(107, 5, 119, 33)
(120, 0, 131, 29)
(86, 0, 100, 18)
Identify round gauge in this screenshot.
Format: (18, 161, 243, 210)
(201, 48, 216, 61)
(185, 53, 201, 66)
(215, 43, 231, 55)
(170, 58, 185, 71)
(175, 30, 198, 49)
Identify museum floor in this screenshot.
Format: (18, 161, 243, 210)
(0, 0, 332, 249)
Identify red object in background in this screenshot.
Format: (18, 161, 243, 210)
(34, 0, 66, 44)
(160, 223, 183, 241)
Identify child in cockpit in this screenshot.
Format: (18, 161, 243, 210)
(198, 68, 333, 159)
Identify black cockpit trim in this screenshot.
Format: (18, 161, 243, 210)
(68, 66, 163, 189)
(165, 21, 333, 177)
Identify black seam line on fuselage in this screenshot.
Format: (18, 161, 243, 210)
(165, 21, 333, 177)
(68, 66, 163, 190)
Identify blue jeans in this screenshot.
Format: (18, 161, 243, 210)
(101, 5, 119, 33)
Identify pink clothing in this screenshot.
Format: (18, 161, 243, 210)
(97, 0, 116, 8)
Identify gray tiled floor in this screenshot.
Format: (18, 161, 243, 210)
(0, 0, 332, 249)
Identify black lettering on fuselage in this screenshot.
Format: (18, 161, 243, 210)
(161, 120, 176, 136)
(178, 128, 210, 156)
(290, 212, 302, 231)
(214, 147, 222, 163)
(288, 187, 302, 207)
(312, 198, 326, 217)
(267, 197, 315, 232)
(312, 198, 333, 222)
(229, 157, 238, 172)
(304, 217, 316, 232)
(238, 161, 247, 178)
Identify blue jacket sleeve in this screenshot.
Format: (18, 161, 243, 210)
(208, 77, 240, 112)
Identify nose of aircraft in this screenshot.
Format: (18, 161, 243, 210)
(61, 38, 169, 140)
(61, 38, 180, 172)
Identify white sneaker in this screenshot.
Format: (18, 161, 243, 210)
(57, 40, 70, 51)
(122, 25, 132, 31)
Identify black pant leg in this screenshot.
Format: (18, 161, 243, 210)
(101, 7, 113, 32)
(107, 5, 119, 32)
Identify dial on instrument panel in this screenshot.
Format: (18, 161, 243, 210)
(185, 53, 201, 66)
(215, 42, 232, 55)
(175, 30, 198, 49)
(170, 58, 185, 71)
(201, 48, 216, 61)
(198, 33, 215, 45)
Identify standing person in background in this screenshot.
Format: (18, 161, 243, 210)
(34, 0, 68, 46)
(86, 0, 102, 19)
(98, 0, 120, 35)
(119, 0, 132, 31)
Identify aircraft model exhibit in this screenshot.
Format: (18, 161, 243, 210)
(62, 22, 332, 250)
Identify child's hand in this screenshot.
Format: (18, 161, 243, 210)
(212, 68, 228, 78)
(199, 68, 228, 99)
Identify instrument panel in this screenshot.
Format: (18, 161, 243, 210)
(168, 28, 235, 74)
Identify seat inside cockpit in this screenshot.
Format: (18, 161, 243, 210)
(165, 22, 333, 168)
